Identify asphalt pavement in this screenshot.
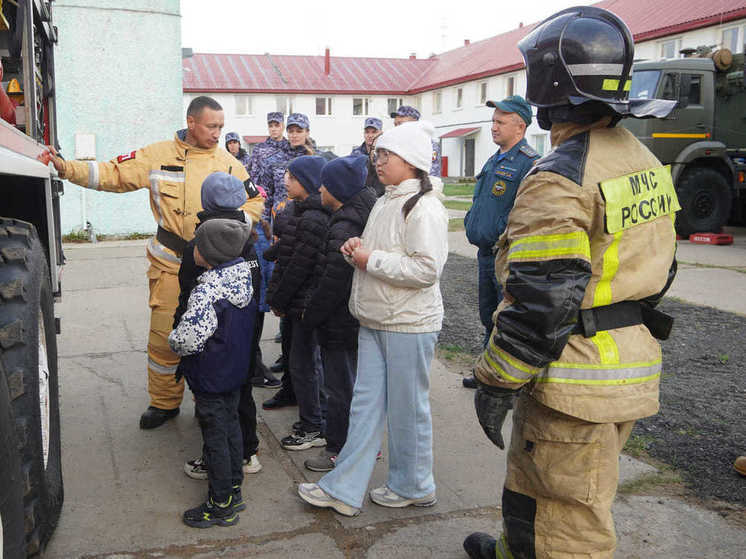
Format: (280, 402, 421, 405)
(43, 233, 746, 558)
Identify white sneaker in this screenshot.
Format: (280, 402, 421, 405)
(298, 483, 360, 517)
(184, 456, 208, 480)
(243, 454, 262, 474)
(369, 485, 437, 508)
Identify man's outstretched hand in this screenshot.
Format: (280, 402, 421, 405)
(37, 146, 65, 174)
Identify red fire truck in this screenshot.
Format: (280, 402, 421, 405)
(1, 1, 64, 557)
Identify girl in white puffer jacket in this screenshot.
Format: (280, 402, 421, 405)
(298, 121, 449, 516)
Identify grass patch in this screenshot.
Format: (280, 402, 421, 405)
(448, 218, 465, 232)
(623, 434, 655, 458)
(443, 183, 475, 197)
(437, 343, 474, 364)
(617, 467, 683, 495)
(443, 200, 472, 211)
(121, 232, 152, 240)
(62, 230, 90, 243)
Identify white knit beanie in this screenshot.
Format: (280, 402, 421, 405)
(375, 120, 435, 173)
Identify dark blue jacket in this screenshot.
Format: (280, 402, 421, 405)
(169, 259, 256, 394)
(464, 138, 539, 250)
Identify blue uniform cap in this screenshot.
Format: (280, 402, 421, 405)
(225, 131, 240, 144)
(390, 105, 420, 120)
(286, 113, 310, 130)
(364, 117, 382, 130)
(267, 111, 284, 124)
(486, 95, 533, 125)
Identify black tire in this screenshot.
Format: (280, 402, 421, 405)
(0, 358, 26, 559)
(0, 219, 63, 557)
(675, 167, 732, 236)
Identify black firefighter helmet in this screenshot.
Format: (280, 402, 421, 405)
(518, 6, 675, 120)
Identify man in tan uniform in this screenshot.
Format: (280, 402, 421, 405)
(44, 96, 263, 429)
(463, 7, 679, 559)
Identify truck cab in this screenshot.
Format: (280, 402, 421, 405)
(623, 54, 746, 235)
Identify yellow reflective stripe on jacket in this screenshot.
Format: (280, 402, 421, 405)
(507, 231, 591, 261)
(540, 358, 661, 385)
(593, 231, 622, 307)
(590, 331, 620, 364)
(483, 338, 540, 383)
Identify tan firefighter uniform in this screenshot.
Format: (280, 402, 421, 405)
(57, 131, 264, 410)
(475, 119, 678, 558)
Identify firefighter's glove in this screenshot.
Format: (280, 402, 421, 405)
(474, 379, 517, 450)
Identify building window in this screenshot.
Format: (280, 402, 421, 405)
(479, 82, 487, 104)
(414, 96, 422, 111)
(235, 95, 252, 116)
(387, 97, 404, 115)
(315, 97, 333, 116)
(723, 27, 740, 52)
(531, 134, 548, 156)
(684, 74, 702, 105)
(276, 95, 294, 115)
(506, 76, 515, 97)
(433, 91, 442, 114)
(455, 87, 463, 109)
(353, 97, 370, 116)
(660, 39, 681, 59)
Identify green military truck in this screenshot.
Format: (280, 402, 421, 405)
(623, 49, 746, 236)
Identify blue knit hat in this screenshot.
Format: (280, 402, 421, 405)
(321, 155, 369, 204)
(201, 171, 247, 211)
(288, 156, 326, 193)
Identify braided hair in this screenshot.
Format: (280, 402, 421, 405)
(402, 169, 433, 218)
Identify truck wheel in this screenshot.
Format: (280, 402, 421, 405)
(0, 219, 63, 557)
(0, 359, 26, 559)
(675, 167, 732, 236)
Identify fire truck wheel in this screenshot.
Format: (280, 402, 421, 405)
(0, 219, 63, 557)
(675, 167, 732, 236)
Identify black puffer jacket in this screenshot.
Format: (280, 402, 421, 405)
(173, 209, 260, 328)
(266, 194, 329, 319)
(303, 187, 376, 348)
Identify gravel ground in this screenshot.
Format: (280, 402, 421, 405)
(439, 253, 746, 506)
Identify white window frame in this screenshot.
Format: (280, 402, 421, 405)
(414, 95, 422, 111)
(387, 97, 404, 115)
(235, 95, 252, 117)
(531, 133, 548, 157)
(352, 97, 371, 116)
(505, 76, 515, 97)
(659, 38, 682, 59)
(315, 97, 333, 116)
(479, 82, 488, 104)
(276, 95, 294, 115)
(433, 91, 442, 114)
(722, 26, 741, 53)
(455, 87, 463, 109)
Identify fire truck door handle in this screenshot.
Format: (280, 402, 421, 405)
(696, 123, 705, 128)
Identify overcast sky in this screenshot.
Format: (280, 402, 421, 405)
(180, 0, 596, 59)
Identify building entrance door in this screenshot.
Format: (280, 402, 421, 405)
(464, 138, 475, 177)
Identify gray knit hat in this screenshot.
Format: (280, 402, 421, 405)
(194, 219, 250, 267)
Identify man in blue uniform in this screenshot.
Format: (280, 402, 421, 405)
(225, 132, 251, 171)
(390, 105, 441, 177)
(248, 112, 290, 197)
(462, 95, 539, 388)
(351, 117, 382, 157)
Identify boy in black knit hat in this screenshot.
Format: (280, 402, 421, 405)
(169, 218, 254, 528)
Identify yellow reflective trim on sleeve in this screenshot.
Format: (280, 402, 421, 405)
(593, 231, 622, 307)
(590, 331, 620, 365)
(482, 350, 528, 384)
(599, 165, 681, 233)
(489, 339, 540, 376)
(507, 231, 591, 261)
(602, 79, 632, 91)
(536, 371, 660, 385)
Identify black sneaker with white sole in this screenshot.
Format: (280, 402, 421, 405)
(184, 456, 208, 480)
(281, 430, 326, 451)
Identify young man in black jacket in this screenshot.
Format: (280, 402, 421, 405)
(174, 172, 265, 480)
(266, 155, 330, 450)
(302, 155, 376, 472)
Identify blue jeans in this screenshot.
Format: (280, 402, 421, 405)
(318, 327, 438, 508)
(477, 247, 503, 348)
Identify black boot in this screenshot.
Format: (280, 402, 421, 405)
(463, 532, 497, 559)
(462, 375, 477, 389)
(139, 406, 179, 429)
(269, 355, 284, 373)
(262, 389, 297, 410)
